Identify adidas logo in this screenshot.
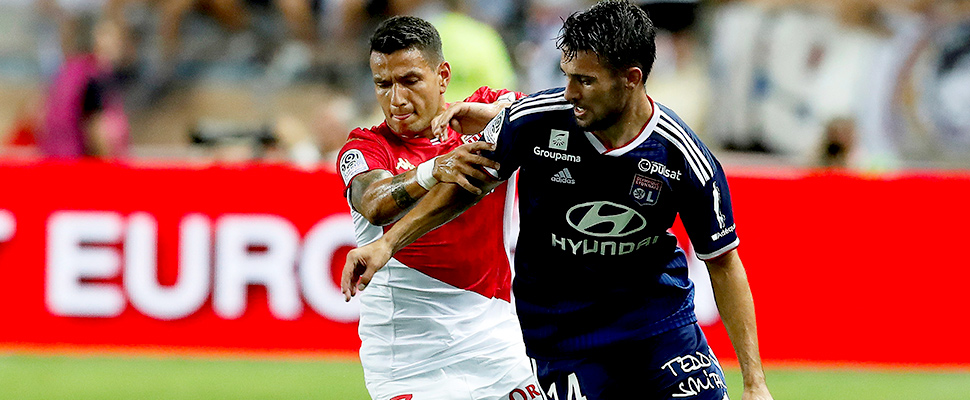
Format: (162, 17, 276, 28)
(551, 168, 576, 184)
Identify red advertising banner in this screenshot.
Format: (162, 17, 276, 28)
(697, 169, 970, 368)
(1, 161, 969, 367)
(0, 160, 361, 356)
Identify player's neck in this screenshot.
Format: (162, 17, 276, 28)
(414, 128, 436, 140)
(392, 121, 437, 140)
(594, 92, 653, 149)
(409, 103, 447, 140)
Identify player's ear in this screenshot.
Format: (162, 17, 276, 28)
(438, 61, 451, 94)
(624, 67, 643, 89)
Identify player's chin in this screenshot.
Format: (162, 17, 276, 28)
(389, 120, 416, 136)
(572, 115, 593, 129)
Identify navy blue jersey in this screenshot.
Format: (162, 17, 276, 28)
(481, 88, 740, 358)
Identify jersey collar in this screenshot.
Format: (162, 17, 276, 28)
(584, 95, 658, 157)
(387, 122, 452, 146)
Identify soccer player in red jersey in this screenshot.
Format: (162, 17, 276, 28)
(335, 16, 539, 400)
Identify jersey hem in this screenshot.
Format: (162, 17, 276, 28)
(696, 238, 740, 260)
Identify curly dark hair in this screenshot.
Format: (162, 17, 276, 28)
(557, 0, 657, 83)
(369, 16, 444, 65)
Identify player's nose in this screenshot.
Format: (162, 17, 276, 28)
(563, 81, 581, 104)
(390, 84, 408, 107)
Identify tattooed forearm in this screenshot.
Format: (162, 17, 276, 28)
(391, 173, 417, 210)
(351, 171, 385, 212)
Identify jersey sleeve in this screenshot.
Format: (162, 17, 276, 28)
(462, 86, 524, 104)
(478, 88, 565, 180)
(336, 129, 394, 196)
(478, 106, 524, 181)
(674, 132, 740, 260)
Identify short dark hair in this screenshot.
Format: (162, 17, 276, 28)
(369, 16, 444, 65)
(557, 0, 657, 83)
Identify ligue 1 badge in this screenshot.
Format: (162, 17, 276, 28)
(630, 174, 662, 206)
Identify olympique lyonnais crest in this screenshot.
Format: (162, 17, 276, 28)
(630, 174, 662, 206)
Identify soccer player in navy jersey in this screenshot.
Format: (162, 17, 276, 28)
(342, 2, 773, 399)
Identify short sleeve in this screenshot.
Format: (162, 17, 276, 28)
(336, 129, 394, 194)
(462, 86, 524, 104)
(479, 107, 522, 181)
(678, 153, 739, 260)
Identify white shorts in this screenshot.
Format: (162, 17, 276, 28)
(365, 348, 543, 400)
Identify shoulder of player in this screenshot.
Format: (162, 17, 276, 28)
(337, 124, 398, 168)
(462, 86, 523, 103)
(342, 123, 395, 148)
(347, 121, 393, 139)
(649, 103, 718, 185)
(337, 125, 396, 186)
(506, 87, 572, 124)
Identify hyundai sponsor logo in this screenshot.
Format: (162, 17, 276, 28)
(566, 201, 646, 237)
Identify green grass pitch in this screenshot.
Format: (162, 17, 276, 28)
(1, 353, 968, 399)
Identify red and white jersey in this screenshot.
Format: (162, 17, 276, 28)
(337, 87, 525, 382)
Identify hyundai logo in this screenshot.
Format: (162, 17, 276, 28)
(566, 201, 647, 237)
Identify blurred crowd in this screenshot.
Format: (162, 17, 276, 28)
(0, 0, 968, 170)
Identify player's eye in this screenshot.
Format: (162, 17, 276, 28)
(375, 81, 391, 89)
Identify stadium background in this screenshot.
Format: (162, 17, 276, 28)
(1, 0, 969, 398)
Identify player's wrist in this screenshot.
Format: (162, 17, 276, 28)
(742, 371, 768, 391)
(378, 230, 407, 256)
(415, 156, 439, 190)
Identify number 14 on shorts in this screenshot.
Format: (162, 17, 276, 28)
(544, 373, 587, 400)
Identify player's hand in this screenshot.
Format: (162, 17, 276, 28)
(341, 239, 393, 301)
(433, 142, 500, 195)
(432, 102, 504, 141)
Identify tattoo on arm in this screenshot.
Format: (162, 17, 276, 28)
(350, 170, 390, 212)
(390, 173, 417, 210)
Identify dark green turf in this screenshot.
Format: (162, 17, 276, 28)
(2, 354, 968, 399)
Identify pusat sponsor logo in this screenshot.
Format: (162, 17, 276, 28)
(551, 168, 576, 184)
(638, 159, 682, 181)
